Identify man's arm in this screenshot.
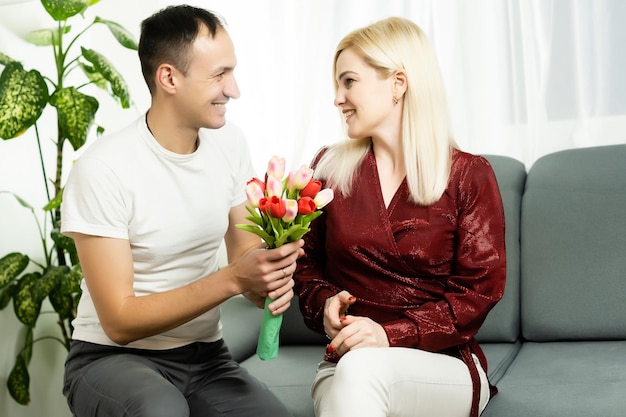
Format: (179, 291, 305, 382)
(70, 203, 302, 345)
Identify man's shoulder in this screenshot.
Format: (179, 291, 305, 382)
(79, 116, 143, 159)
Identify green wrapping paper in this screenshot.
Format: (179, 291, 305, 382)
(256, 296, 283, 360)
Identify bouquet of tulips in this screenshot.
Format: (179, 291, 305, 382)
(237, 156, 333, 360)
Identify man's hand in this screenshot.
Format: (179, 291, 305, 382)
(231, 239, 303, 314)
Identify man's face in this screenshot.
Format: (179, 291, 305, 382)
(176, 27, 240, 130)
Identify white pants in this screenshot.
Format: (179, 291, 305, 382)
(311, 347, 490, 417)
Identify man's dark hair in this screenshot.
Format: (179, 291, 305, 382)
(138, 5, 225, 94)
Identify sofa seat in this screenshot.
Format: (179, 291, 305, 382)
(482, 341, 626, 417)
(480, 341, 522, 385)
(242, 346, 322, 417)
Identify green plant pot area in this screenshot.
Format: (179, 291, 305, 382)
(0, 0, 137, 406)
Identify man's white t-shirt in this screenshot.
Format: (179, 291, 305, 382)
(61, 114, 255, 350)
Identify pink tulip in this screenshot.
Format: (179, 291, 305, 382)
(266, 175, 283, 197)
(248, 177, 265, 193)
(282, 199, 298, 222)
(245, 181, 265, 207)
(288, 165, 314, 190)
(267, 156, 286, 180)
(313, 188, 334, 209)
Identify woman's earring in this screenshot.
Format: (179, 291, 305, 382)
(393, 96, 399, 105)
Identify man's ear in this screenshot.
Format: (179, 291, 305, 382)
(154, 63, 178, 95)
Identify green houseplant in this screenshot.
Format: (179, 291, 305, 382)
(0, 0, 137, 405)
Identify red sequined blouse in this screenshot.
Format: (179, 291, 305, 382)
(294, 147, 506, 416)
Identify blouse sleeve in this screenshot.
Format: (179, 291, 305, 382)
(293, 211, 343, 334)
(383, 157, 507, 351)
(293, 147, 342, 335)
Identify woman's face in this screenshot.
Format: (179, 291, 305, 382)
(334, 47, 396, 140)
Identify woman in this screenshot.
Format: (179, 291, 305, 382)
(294, 17, 506, 417)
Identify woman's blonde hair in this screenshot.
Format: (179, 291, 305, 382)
(314, 16, 457, 205)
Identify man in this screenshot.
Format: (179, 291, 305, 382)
(60, 5, 300, 417)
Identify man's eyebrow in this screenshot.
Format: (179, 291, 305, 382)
(211, 65, 235, 75)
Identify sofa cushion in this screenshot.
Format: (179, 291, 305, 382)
(481, 341, 522, 384)
(242, 345, 322, 417)
(280, 296, 328, 346)
(521, 145, 626, 341)
(476, 155, 526, 343)
(481, 341, 626, 417)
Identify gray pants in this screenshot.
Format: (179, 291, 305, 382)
(63, 340, 292, 417)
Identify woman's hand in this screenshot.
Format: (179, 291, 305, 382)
(323, 290, 356, 339)
(324, 291, 390, 357)
(328, 316, 390, 358)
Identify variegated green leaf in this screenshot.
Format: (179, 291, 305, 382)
(22, 327, 34, 362)
(32, 266, 66, 302)
(78, 62, 108, 89)
(0, 252, 29, 289)
(49, 87, 98, 150)
(94, 17, 138, 50)
(0, 51, 14, 66)
(41, 0, 88, 21)
(13, 272, 42, 327)
(43, 188, 63, 211)
(81, 47, 130, 108)
(60, 264, 83, 294)
(0, 281, 17, 310)
(51, 228, 79, 265)
(0, 62, 49, 139)
(7, 353, 30, 405)
(49, 277, 76, 319)
(26, 26, 71, 46)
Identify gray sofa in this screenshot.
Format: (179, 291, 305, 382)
(221, 144, 626, 417)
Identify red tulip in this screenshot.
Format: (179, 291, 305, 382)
(260, 195, 287, 218)
(297, 196, 316, 215)
(300, 179, 322, 199)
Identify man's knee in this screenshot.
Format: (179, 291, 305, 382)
(124, 386, 189, 417)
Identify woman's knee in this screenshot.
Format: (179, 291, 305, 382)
(333, 348, 386, 384)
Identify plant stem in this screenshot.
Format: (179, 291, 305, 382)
(30, 335, 68, 350)
(57, 317, 72, 350)
(34, 124, 52, 206)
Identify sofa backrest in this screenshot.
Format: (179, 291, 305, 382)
(476, 155, 526, 343)
(521, 144, 626, 341)
(281, 296, 328, 345)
